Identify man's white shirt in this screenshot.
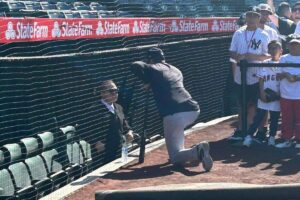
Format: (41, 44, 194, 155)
(263, 24, 279, 41)
(230, 26, 270, 85)
(101, 99, 115, 114)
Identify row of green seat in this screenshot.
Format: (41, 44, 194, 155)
(0, 125, 92, 200)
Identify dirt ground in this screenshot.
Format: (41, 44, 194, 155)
(64, 117, 300, 200)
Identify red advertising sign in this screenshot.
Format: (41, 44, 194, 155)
(0, 17, 239, 43)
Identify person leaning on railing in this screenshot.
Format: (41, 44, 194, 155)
(130, 47, 213, 171)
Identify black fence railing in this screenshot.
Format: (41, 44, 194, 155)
(239, 60, 300, 136)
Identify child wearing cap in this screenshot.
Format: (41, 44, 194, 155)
(243, 40, 282, 147)
(276, 38, 300, 148)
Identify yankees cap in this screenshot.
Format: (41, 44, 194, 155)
(256, 4, 273, 15)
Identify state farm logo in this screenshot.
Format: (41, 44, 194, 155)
(211, 20, 220, 32)
(5, 22, 16, 40)
(170, 20, 179, 32)
(132, 20, 139, 34)
(52, 21, 61, 38)
(96, 21, 104, 35)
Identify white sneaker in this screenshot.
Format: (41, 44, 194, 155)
(197, 141, 213, 172)
(275, 140, 292, 148)
(268, 136, 275, 146)
(243, 135, 252, 147)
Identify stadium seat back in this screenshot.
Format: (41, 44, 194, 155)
(0, 169, 15, 196)
(20, 137, 40, 158)
(41, 149, 63, 173)
(64, 11, 80, 18)
(37, 131, 54, 151)
(79, 11, 99, 18)
(48, 11, 66, 18)
(24, 1, 42, 11)
(40, 2, 57, 10)
(90, 2, 106, 11)
(56, 2, 73, 10)
(25, 156, 48, 181)
(3, 143, 22, 163)
(67, 142, 83, 165)
(9, 162, 32, 189)
(8, 1, 25, 12)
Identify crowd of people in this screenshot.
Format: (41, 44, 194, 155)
(229, 1, 300, 148)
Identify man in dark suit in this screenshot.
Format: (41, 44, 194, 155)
(81, 80, 134, 169)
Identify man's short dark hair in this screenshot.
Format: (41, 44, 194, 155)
(268, 40, 282, 49)
(147, 47, 165, 62)
(94, 79, 115, 96)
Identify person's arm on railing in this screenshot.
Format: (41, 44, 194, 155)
(245, 53, 271, 61)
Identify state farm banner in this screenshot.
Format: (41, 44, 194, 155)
(0, 17, 238, 43)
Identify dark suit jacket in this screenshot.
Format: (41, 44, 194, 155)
(80, 100, 131, 167)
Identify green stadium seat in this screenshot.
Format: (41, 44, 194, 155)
(40, 2, 57, 10)
(7, 1, 25, 12)
(59, 125, 83, 182)
(37, 132, 68, 189)
(79, 11, 99, 18)
(74, 2, 90, 11)
(20, 137, 53, 198)
(24, 156, 53, 198)
(0, 169, 16, 198)
(24, 1, 42, 11)
(0, 148, 16, 199)
(64, 11, 81, 18)
(90, 2, 107, 11)
(20, 137, 40, 157)
(56, 2, 74, 10)
(48, 11, 66, 18)
(37, 131, 55, 151)
(4, 143, 37, 199)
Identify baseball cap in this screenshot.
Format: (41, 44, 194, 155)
(293, 1, 300, 8)
(147, 47, 165, 61)
(289, 38, 300, 44)
(245, 10, 261, 17)
(286, 33, 300, 43)
(256, 4, 273, 15)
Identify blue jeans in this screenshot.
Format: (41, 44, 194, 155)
(247, 108, 280, 137)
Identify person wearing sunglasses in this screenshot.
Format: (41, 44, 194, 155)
(81, 80, 134, 169)
(130, 48, 213, 172)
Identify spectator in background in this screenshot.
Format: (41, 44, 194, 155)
(256, 4, 279, 41)
(228, 10, 270, 141)
(131, 48, 213, 171)
(81, 80, 134, 169)
(243, 41, 282, 147)
(291, 1, 300, 24)
(267, 0, 296, 36)
(277, 2, 292, 19)
(275, 38, 300, 148)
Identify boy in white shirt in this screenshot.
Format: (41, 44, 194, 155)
(243, 40, 282, 147)
(276, 38, 300, 148)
